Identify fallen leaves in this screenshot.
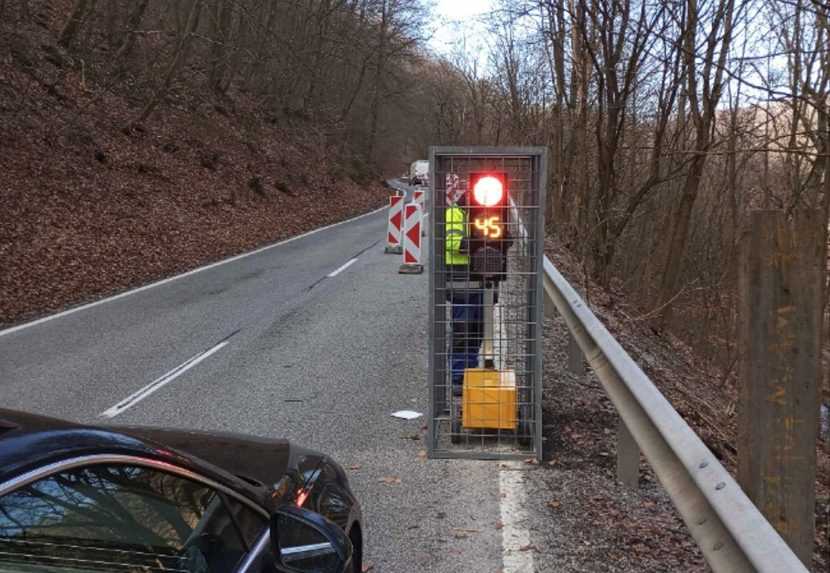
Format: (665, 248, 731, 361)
(0, 68, 390, 325)
(450, 527, 481, 540)
(451, 527, 481, 534)
(378, 476, 401, 486)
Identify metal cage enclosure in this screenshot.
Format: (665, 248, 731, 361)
(427, 147, 547, 460)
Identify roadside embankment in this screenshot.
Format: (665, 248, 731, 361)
(0, 10, 387, 325)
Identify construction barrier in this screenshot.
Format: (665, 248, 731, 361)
(399, 203, 423, 274)
(384, 195, 404, 254)
(413, 189, 425, 210)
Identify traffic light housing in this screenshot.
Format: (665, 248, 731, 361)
(467, 171, 511, 279)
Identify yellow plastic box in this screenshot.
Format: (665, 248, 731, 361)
(462, 368, 518, 430)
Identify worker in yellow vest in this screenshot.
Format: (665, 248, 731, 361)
(445, 181, 483, 397)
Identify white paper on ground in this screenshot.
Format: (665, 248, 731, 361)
(391, 410, 423, 420)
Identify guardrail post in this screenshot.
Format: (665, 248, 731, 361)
(616, 418, 639, 488)
(567, 334, 585, 375)
(559, 284, 585, 376)
(737, 210, 821, 568)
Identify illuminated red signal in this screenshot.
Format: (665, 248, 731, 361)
(473, 175, 504, 207)
(468, 170, 509, 245)
(466, 171, 510, 279)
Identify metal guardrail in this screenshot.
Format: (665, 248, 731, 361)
(542, 256, 809, 572)
(384, 179, 410, 196)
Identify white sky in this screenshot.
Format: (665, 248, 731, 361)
(428, 0, 494, 58)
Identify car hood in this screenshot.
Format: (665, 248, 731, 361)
(111, 425, 315, 489)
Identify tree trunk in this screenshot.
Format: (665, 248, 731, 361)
(17, 0, 30, 23)
(244, 1, 277, 91)
(209, 0, 232, 93)
(365, 0, 388, 162)
(655, 0, 734, 327)
(303, 0, 334, 112)
(111, 0, 150, 74)
(656, 148, 707, 327)
(135, 0, 202, 124)
(104, 0, 118, 47)
(59, 0, 92, 47)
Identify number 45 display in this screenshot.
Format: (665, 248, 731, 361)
(474, 216, 503, 238)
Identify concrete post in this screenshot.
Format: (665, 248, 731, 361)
(737, 210, 821, 568)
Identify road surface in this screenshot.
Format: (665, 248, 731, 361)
(0, 186, 532, 572)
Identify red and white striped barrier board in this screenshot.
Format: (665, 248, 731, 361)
(384, 195, 404, 254)
(413, 190, 424, 209)
(399, 203, 423, 274)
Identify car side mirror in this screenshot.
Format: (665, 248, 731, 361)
(270, 505, 352, 573)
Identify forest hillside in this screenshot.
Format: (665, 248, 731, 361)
(0, 0, 433, 323)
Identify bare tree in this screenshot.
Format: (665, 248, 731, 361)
(111, 0, 150, 75)
(136, 0, 204, 124)
(59, 0, 96, 47)
(655, 0, 737, 326)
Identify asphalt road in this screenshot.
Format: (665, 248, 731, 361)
(0, 186, 516, 572)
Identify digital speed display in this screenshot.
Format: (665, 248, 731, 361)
(473, 216, 503, 239)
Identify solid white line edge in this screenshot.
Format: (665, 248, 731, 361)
(0, 205, 386, 338)
(500, 463, 536, 572)
(327, 257, 359, 278)
(100, 340, 229, 418)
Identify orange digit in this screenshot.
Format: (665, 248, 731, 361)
(488, 216, 502, 239)
(474, 217, 503, 238)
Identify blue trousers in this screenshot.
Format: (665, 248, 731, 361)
(449, 291, 484, 389)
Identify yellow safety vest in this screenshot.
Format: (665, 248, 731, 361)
(445, 206, 469, 266)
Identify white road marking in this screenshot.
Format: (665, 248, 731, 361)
(496, 224, 533, 571)
(500, 463, 535, 572)
(0, 206, 386, 338)
(327, 257, 358, 278)
(100, 340, 229, 418)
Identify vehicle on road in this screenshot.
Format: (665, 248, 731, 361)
(0, 409, 363, 573)
(409, 160, 429, 186)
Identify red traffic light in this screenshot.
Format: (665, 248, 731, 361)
(472, 176, 504, 206)
(469, 172, 508, 207)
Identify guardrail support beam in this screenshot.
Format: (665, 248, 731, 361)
(560, 284, 586, 376)
(567, 334, 585, 375)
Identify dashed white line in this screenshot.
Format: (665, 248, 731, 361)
(100, 340, 229, 418)
(500, 463, 536, 572)
(327, 258, 359, 278)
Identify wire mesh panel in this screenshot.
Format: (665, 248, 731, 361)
(427, 147, 547, 460)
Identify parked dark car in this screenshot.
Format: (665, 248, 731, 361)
(0, 409, 363, 573)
